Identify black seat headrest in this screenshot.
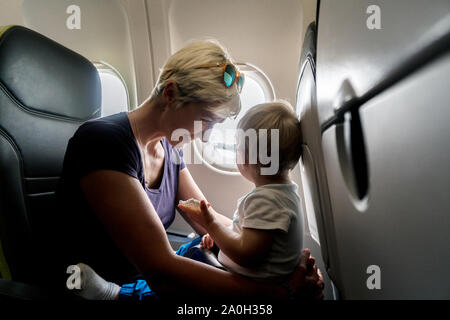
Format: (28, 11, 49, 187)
(0, 25, 101, 120)
(0, 26, 101, 285)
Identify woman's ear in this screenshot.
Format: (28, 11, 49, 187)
(162, 81, 178, 106)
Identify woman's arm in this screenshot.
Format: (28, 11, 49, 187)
(80, 170, 286, 299)
(176, 168, 232, 235)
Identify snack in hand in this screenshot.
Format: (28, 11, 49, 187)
(178, 198, 201, 213)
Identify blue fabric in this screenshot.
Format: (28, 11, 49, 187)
(120, 279, 158, 300)
(118, 237, 203, 301)
(175, 236, 202, 256)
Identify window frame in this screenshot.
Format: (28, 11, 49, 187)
(93, 61, 130, 116)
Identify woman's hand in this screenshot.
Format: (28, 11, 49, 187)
(178, 200, 214, 230)
(288, 249, 325, 300)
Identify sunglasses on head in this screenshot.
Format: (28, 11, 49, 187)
(195, 62, 245, 93)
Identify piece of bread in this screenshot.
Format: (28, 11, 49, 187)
(178, 198, 201, 212)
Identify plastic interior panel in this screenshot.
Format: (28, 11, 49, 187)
(297, 60, 342, 277)
(316, 0, 450, 126)
(321, 51, 450, 299)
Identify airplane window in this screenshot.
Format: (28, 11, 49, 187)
(194, 63, 275, 174)
(94, 62, 129, 117)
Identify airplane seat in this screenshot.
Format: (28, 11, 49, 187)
(0, 25, 101, 298)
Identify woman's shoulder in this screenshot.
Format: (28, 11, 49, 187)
(65, 112, 141, 179)
(74, 112, 133, 144)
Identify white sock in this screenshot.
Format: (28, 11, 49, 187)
(74, 263, 121, 300)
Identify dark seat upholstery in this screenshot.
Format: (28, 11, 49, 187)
(0, 25, 101, 291)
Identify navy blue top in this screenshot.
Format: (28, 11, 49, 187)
(55, 112, 185, 285)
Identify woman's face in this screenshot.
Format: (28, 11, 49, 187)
(163, 101, 226, 147)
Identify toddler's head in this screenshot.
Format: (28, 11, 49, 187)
(236, 100, 302, 178)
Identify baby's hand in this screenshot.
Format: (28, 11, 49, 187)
(201, 233, 214, 249)
(178, 199, 213, 229)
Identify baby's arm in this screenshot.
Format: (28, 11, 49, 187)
(178, 200, 272, 267)
(179, 198, 232, 227)
(210, 207, 233, 227)
(206, 223, 273, 268)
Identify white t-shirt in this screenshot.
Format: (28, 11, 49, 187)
(218, 183, 304, 282)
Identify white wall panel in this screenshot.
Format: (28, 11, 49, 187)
(21, 0, 138, 108)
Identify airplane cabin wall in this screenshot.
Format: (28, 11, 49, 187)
(0, 0, 24, 26)
(22, 0, 138, 109)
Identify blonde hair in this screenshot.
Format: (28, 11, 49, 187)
(237, 100, 303, 174)
(151, 40, 241, 118)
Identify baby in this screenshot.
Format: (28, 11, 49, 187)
(179, 100, 304, 282)
(73, 100, 311, 299)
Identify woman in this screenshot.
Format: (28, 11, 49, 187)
(55, 40, 324, 300)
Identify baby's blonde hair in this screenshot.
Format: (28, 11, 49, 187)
(151, 40, 241, 118)
(237, 100, 303, 174)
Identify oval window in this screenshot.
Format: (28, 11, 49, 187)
(94, 62, 129, 116)
(194, 63, 276, 174)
